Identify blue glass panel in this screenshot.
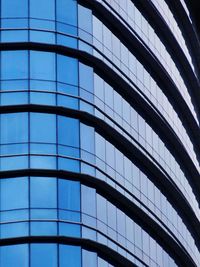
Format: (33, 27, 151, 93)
(30, 156, 56, 169)
(1, 51, 28, 80)
(30, 177, 57, 208)
(31, 209, 57, 220)
(29, 19, 55, 30)
(1, 80, 28, 91)
(57, 55, 78, 85)
(0, 245, 28, 267)
(0, 177, 28, 210)
(30, 143, 56, 154)
(57, 83, 78, 96)
(57, 95, 78, 109)
(57, 34, 78, 48)
(30, 51, 55, 80)
(1, 222, 29, 238)
(58, 157, 80, 172)
(1, 30, 28, 42)
(59, 210, 80, 221)
(1, 156, 28, 171)
(58, 179, 80, 211)
(56, 0, 77, 26)
(1, 18, 28, 28)
(59, 245, 81, 267)
(58, 116, 79, 147)
(1, 209, 28, 222)
(31, 244, 57, 267)
(59, 222, 80, 237)
(31, 222, 57, 236)
(30, 80, 56, 91)
(30, 0, 55, 20)
(30, 92, 56, 105)
(30, 113, 56, 143)
(1, 113, 28, 144)
(1, 0, 28, 18)
(56, 22, 77, 35)
(30, 30, 56, 44)
(1, 92, 28, 105)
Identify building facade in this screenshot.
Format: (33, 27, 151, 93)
(0, 0, 200, 266)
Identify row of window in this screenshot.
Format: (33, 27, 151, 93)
(0, 110, 198, 253)
(90, 10, 198, 123)
(150, 0, 193, 65)
(0, 176, 180, 267)
(1, 109, 198, 225)
(96, 0, 196, 112)
(0, 244, 115, 267)
(1, 49, 198, 206)
(0, 0, 77, 34)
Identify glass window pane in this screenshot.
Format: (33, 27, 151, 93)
(59, 245, 81, 267)
(30, 51, 55, 80)
(30, 0, 55, 20)
(1, 51, 28, 80)
(31, 244, 57, 267)
(0, 245, 28, 267)
(30, 113, 56, 143)
(1, 113, 28, 144)
(56, 0, 77, 26)
(1, 0, 28, 18)
(0, 177, 28, 210)
(58, 116, 79, 147)
(58, 179, 80, 211)
(57, 55, 78, 85)
(30, 177, 57, 208)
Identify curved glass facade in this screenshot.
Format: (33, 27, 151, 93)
(1, 1, 200, 267)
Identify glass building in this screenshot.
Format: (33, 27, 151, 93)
(0, 0, 200, 266)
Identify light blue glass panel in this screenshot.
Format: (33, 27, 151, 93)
(1, 92, 28, 105)
(82, 250, 97, 267)
(1, 156, 28, 170)
(58, 157, 80, 172)
(59, 245, 81, 267)
(31, 222, 57, 236)
(1, 0, 28, 18)
(30, 113, 56, 143)
(57, 55, 78, 85)
(30, 92, 56, 106)
(0, 177, 28, 210)
(30, 0, 55, 20)
(30, 177, 57, 208)
(58, 116, 79, 147)
(80, 123, 94, 154)
(1, 30, 28, 42)
(56, 0, 77, 26)
(1, 222, 29, 238)
(30, 51, 56, 80)
(79, 63, 93, 94)
(1, 51, 28, 80)
(0, 245, 28, 267)
(30, 31, 56, 44)
(57, 34, 77, 48)
(31, 244, 57, 267)
(58, 179, 80, 211)
(59, 223, 80, 237)
(30, 156, 56, 169)
(78, 5, 92, 42)
(1, 113, 28, 144)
